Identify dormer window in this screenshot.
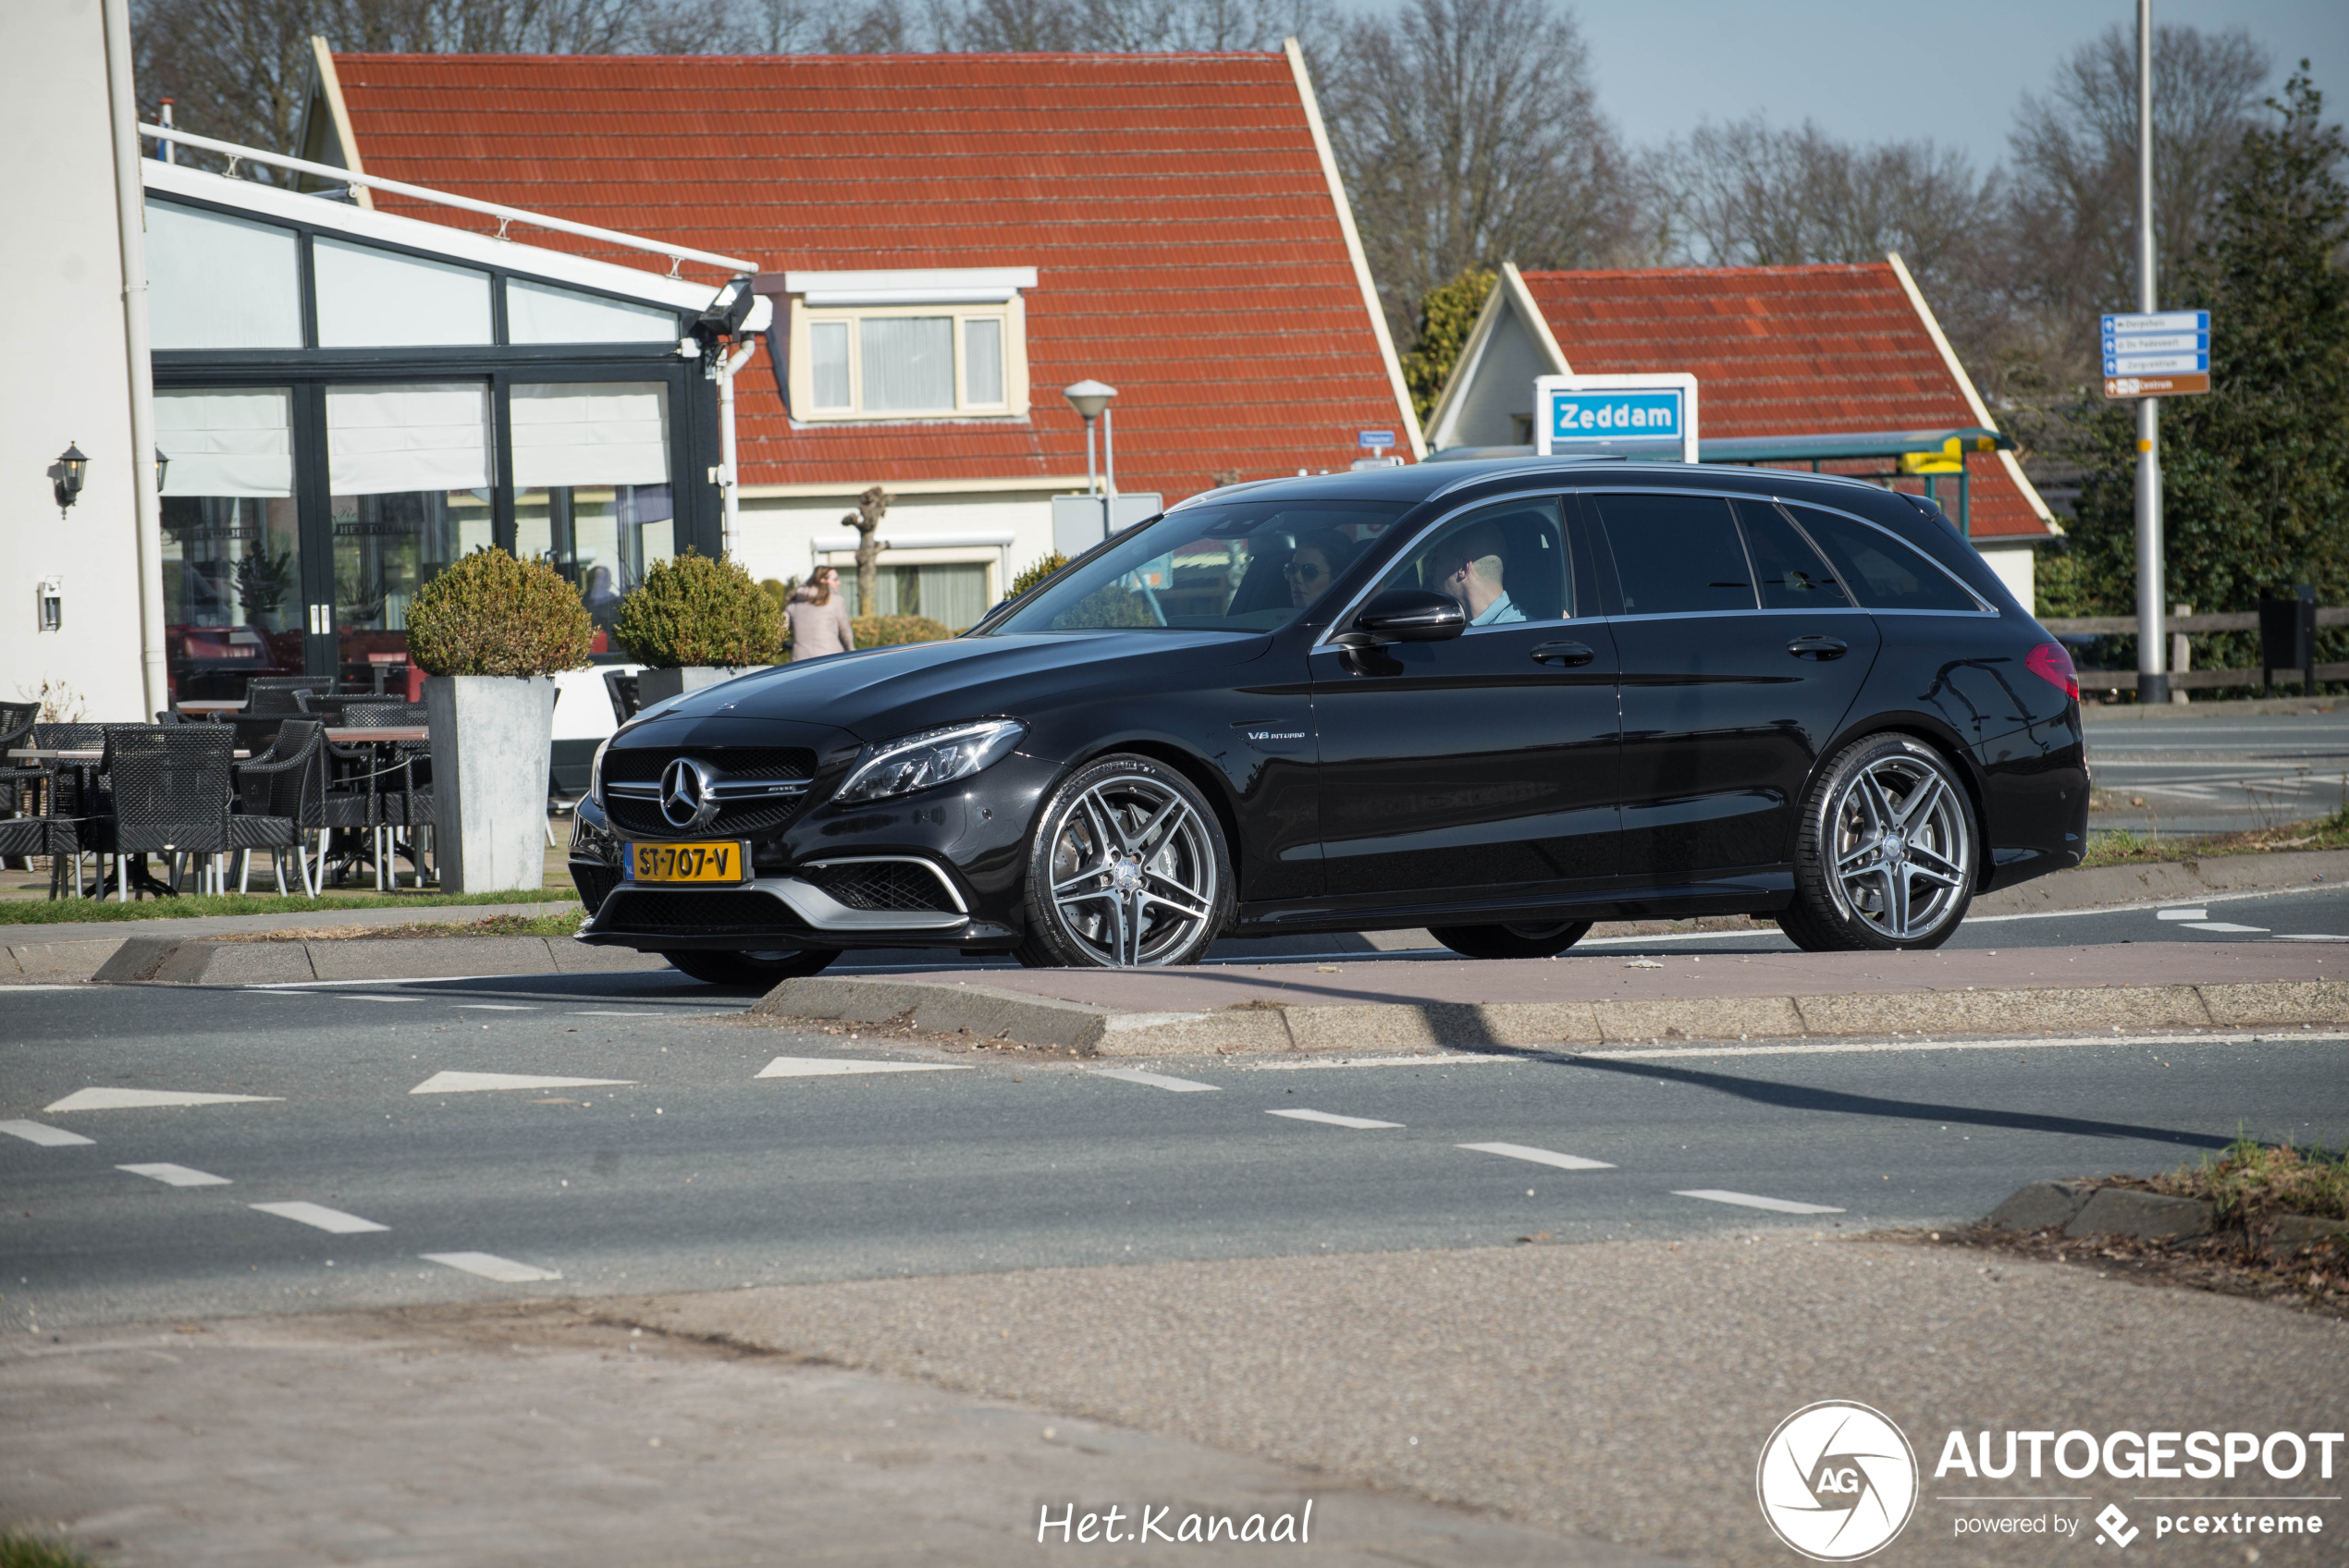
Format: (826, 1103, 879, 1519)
(784, 268, 1034, 421)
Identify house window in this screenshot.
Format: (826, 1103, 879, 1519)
(785, 268, 1034, 421)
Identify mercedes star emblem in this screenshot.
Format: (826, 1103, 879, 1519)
(659, 757, 716, 830)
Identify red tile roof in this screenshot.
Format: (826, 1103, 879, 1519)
(1519, 263, 2052, 540)
(327, 51, 1409, 496)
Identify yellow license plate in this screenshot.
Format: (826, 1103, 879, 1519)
(624, 840, 751, 884)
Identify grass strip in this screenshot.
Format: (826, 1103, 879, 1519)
(2078, 804, 2349, 868)
(0, 1533, 98, 1568)
(212, 912, 588, 941)
(0, 887, 579, 926)
(2140, 1133, 2349, 1222)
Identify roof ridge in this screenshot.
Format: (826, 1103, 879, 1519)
(1519, 261, 1892, 282)
(330, 49, 1288, 65)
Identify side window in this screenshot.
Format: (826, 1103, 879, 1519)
(1593, 493, 1756, 616)
(1371, 497, 1570, 627)
(1782, 504, 1981, 613)
(1735, 500, 1852, 610)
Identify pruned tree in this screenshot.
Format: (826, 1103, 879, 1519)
(841, 484, 892, 613)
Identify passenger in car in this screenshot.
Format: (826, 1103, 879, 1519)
(1433, 522, 1523, 624)
(1284, 531, 1357, 611)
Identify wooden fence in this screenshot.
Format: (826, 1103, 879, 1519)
(2037, 606, 2349, 692)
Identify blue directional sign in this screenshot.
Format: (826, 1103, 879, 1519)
(1357, 428, 1396, 450)
(2100, 311, 2210, 397)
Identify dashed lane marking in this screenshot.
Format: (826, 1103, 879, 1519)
(343, 995, 424, 1003)
(250, 1201, 388, 1233)
(1267, 1109, 1403, 1130)
(1092, 1068, 1222, 1092)
(1673, 1188, 1845, 1215)
(423, 1251, 561, 1282)
(2276, 934, 2349, 941)
(455, 1004, 536, 1011)
(410, 1071, 634, 1096)
(571, 1011, 698, 1019)
(118, 1162, 231, 1187)
(2156, 909, 2208, 921)
(0, 1120, 94, 1146)
(44, 1088, 282, 1112)
(1457, 1141, 1616, 1171)
(2183, 922, 2268, 933)
(755, 1056, 972, 1079)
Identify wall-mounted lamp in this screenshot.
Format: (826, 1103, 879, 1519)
(154, 447, 169, 496)
(52, 443, 88, 517)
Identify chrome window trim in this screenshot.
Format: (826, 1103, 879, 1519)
(1604, 606, 1876, 625)
(801, 854, 969, 914)
(1765, 495, 1998, 615)
(1313, 493, 1577, 648)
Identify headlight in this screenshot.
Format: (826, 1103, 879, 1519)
(587, 737, 612, 805)
(835, 720, 1025, 804)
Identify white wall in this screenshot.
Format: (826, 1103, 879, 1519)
(733, 490, 1062, 604)
(1978, 543, 2036, 615)
(0, 0, 147, 722)
(1431, 300, 1552, 450)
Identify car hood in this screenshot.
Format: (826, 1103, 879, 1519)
(625, 631, 1271, 743)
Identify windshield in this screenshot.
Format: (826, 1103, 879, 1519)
(983, 499, 1408, 634)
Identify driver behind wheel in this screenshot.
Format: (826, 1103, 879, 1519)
(1428, 522, 1522, 625)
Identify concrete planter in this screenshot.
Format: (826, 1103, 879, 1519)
(424, 675, 559, 893)
(634, 666, 756, 706)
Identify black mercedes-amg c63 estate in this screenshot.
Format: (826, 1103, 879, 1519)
(570, 458, 2088, 983)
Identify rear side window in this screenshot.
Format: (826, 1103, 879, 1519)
(1781, 504, 1983, 613)
(1734, 500, 1851, 610)
(1593, 493, 1756, 616)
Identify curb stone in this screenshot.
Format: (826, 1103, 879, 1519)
(87, 936, 665, 984)
(2065, 1187, 2215, 1243)
(1984, 1180, 2099, 1232)
(2269, 1214, 2349, 1260)
(1983, 1180, 2344, 1256)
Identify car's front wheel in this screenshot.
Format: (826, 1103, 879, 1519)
(1017, 753, 1233, 968)
(661, 947, 839, 986)
(1427, 921, 1593, 960)
(1780, 734, 1975, 951)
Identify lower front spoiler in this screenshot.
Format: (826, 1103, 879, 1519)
(576, 875, 1014, 953)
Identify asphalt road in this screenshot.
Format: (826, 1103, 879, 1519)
(2083, 708, 2349, 833)
(6, 943, 2344, 1333)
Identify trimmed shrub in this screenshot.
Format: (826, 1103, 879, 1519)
(855, 614, 953, 649)
(405, 547, 591, 677)
(1008, 551, 1068, 598)
(614, 551, 784, 668)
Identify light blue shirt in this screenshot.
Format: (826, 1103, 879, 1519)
(1470, 591, 1524, 626)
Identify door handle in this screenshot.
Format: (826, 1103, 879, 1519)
(1531, 641, 1595, 668)
(1787, 635, 1849, 660)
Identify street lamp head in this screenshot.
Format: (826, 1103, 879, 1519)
(1063, 380, 1116, 422)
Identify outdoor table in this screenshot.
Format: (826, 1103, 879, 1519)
(7, 745, 252, 899)
(321, 727, 432, 890)
(176, 700, 246, 717)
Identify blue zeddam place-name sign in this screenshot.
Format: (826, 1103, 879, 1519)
(1533, 374, 1700, 462)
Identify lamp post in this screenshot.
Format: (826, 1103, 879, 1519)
(1064, 380, 1117, 542)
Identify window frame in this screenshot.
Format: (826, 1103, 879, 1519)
(787, 296, 1027, 422)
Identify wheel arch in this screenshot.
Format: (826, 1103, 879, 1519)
(1810, 712, 1994, 883)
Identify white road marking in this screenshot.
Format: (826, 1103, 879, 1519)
(1267, 1109, 1403, 1130)
(1457, 1141, 1616, 1171)
(755, 1056, 971, 1078)
(571, 1011, 693, 1019)
(0, 1120, 94, 1146)
(1674, 1189, 1846, 1215)
(410, 1071, 634, 1096)
(250, 1201, 387, 1233)
(0, 985, 90, 992)
(423, 1251, 561, 1282)
(1594, 1029, 2349, 1060)
(1092, 1068, 1222, 1092)
(455, 1004, 536, 1011)
(117, 1162, 231, 1187)
(44, 1087, 282, 1112)
(2184, 922, 2268, 933)
(2275, 934, 2348, 941)
(2156, 909, 2208, 921)
(1248, 1054, 1513, 1071)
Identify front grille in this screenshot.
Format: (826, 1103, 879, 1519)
(602, 746, 815, 785)
(603, 795, 804, 839)
(597, 888, 790, 936)
(572, 861, 619, 915)
(806, 860, 956, 913)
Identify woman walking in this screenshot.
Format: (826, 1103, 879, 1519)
(786, 567, 855, 660)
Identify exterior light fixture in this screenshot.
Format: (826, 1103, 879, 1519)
(154, 447, 169, 496)
(53, 443, 88, 516)
(1063, 381, 1119, 542)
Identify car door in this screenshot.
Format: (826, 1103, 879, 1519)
(1309, 496, 1623, 904)
(1591, 488, 1881, 878)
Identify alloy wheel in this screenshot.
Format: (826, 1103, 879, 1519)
(1042, 772, 1221, 966)
(1826, 753, 1971, 942)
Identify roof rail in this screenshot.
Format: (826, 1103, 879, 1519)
(138, 123, 757, 278)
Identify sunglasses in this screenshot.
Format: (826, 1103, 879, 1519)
(1282, 562, 1328, 582)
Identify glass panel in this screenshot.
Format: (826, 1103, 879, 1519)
(1593, 494, 1757, 616)
(1373, 499, 1569, 625)
(1780, 505, 1981, 612)
(158, 386, 301, 699)
(859, 315, 953, 411)
(512, 384, 676, 655)
(964, 317, 1003, 405)
(841, 563, 991, 630)
(145, 201, 301, 349)
(506, 278, 678, 344)
(314, 237, 492, 348)
(1735, 500, 1851, 610)
(326, 383, 495, 690)
(810, 320, 851, 410)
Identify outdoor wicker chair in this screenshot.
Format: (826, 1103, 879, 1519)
(88, 724, 234, 900)
(229, 718, 326, 895)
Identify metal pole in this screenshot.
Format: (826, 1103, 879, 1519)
(715, 338, 757, 560)
(1102, 406, 1116, 539)
(2134, 0, 2169, 704)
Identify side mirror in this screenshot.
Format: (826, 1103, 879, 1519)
(1350, 588, 1467, 643)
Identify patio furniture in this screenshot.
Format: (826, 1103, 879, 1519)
(602, 668, 643, 725)
(331, 701, 433, 888)
(0, 811, 80, 900)
(0, 700, 39, 864)
(229, 718, 326, 895)
(248, 677, 333, 718)
(22, 723, 108, 893)
(88, 725, 234, 900)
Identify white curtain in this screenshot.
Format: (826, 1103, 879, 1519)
(155, 388, 293, 497)
(860, 316, 953, 411)
(145, 201, 302, 351)
(314, 237, 492, 349)
(326, 383, 493, 496)
(508, 279, 679, 346)
(510, 383, 670, 488)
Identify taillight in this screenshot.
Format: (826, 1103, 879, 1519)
(2025, 642, 2079, 701)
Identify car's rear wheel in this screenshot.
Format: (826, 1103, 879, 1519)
(1427, 921, 1593, 960)
(661, 947, 839, 986)
(1786, 733, 1975, 951)
(1017, 754, 1233, 968)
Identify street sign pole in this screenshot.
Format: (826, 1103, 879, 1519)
(2133, 0, 2168, 706)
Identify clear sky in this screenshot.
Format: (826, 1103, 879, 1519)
(1479, 1, 2349, 169)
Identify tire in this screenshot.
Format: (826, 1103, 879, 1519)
(1016, 753, 1234, 968)
(661, 947, 839, 986)
(1428, 920, 1593, 960)
(1788, 733, 1977, 951)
